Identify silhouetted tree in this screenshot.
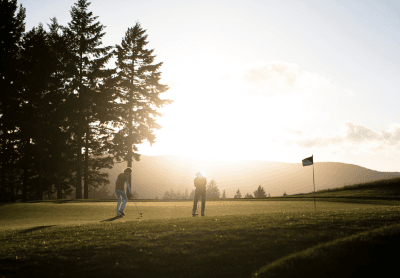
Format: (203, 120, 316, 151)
(46, 17, 77, 200)
(89, 184, 113, 199)
(189, 189, 195, 200)
(234, 189, 242, 199)
(112, 22, 172, 188)
(0, 0, 26, 202)
(163, 189, 177, 199)
(244, 193, 254, 198)
(221, 189, 226, 199)
(254, 185, 266, 198)
(206, 178, 220, 200)
(127, 190, 139, 200)
(20, 24, 58, 200)
(66, 0, 112, 199)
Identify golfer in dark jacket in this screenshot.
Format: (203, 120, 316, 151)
(192, 172, 207, 216)
(115, 167, 132, 217)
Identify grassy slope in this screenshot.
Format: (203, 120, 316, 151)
(249, 177, 400, 277)
(1, 200, 400, 277)
(253, 223, 400, 278)
(292, 177, 400, 198)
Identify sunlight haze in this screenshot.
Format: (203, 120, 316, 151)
(19, 0, 400, 171)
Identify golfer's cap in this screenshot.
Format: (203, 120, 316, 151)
(125, 167, 132, 173)
(196, 172, 202, 177)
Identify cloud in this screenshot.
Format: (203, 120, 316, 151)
(283, 127, 303, 136)
(238, 61, 331, 96)
(290, 122, 400, 152)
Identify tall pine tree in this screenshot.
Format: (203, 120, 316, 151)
(47, 17, 77, 200)
(253, 185, 267, 198)
(206, 178, 220, 200)
(113, 22, 172, 186)
(0, 0, 26, 202)
(234, 189, 242, 199)
(66, 0, 112, 199)
(20, 24, 54, 200)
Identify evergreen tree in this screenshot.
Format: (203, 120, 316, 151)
(162, 190, 170, 199)
(206, 178, 220, 200)
(176, 190, 182, 199)
(221, 189, 226, 199)
(112, 22, 172, 186)
(66, 0, 112, 199)
(253, 185, 267, 198)
(46, 17, 77, 200)
(234, 189, 242, 199)
(89, 184, 113, 199)
(127, 190, 138, 200)
(20, 24, 59, 200)
(189, 189, 195, 200)
(244, 193, 254, 198)
(0, 0, 26, 202)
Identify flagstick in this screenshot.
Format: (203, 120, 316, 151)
(313, 162, 316, 212)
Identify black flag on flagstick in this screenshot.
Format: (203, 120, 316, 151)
(302, 155, 313, 166)
(302, 155, 316, 212)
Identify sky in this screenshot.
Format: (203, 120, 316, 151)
(18, 0, 400, 172)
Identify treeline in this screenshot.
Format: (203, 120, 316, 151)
(235, 185, 271, 198)
(163, 178, 224, 200)
(0, 0, 171, 202)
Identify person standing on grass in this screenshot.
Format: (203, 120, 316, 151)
(115, 167, 133, 217)
(192, 172, 207, 217)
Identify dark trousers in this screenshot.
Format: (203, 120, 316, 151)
(192, 189, 206, 213)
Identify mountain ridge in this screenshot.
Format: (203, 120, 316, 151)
(101, 155, 400, 198)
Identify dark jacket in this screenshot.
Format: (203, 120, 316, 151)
(194, 177, 207, 191)
(116, 173, 130, 191)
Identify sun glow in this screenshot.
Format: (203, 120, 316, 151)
(139, 68, 307, 162)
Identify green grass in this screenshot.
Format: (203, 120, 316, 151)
(1, 200, 400, 277)
(253, 223, 400, 277)
(294, 177, 400, 198)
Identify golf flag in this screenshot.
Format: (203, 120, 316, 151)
(302, 155, 316, 212)
(302, 155, 313, 166)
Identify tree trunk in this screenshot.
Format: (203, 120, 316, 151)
(127, 60, 134, 189)
(10, 169, 15, 203)
(0, 149, 5, 202)
(76, 54, 83, 200)
(22, 139, 29, 202)
(37, 124, 43, 201)
(84, 124, 89, 199)
(56, 131, 62, 199)
(55, 84, 62, 200)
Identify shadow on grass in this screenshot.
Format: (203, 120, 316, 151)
(17, 225, 57, 234)
(253, 223, 400, 278)
(22, 199, 117, 204)
(100, 216, 123, 222)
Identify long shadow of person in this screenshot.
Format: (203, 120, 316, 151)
(17, 225, 57, 234)
(100, 216, 122, 222)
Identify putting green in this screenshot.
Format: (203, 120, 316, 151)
(0, 200, 381, 232)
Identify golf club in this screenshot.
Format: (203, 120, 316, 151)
(132, 199, 142, 217)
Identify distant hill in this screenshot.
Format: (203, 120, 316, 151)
(293, 177, 400, 198)
(101, 155, 400, 199)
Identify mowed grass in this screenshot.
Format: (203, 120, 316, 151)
(296, 176, 400, 198)
(1, 200, 400, 277)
